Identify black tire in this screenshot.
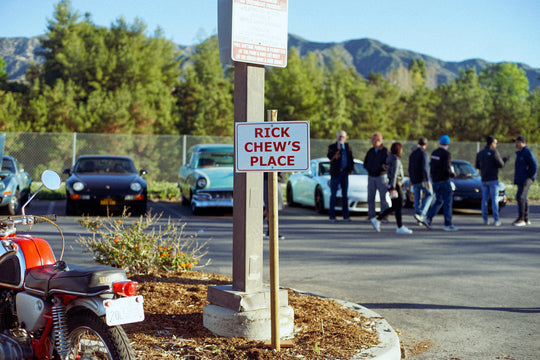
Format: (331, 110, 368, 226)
(286, 183, 296, 206)
(314, 187, 325, 214)
(66, 309, 136, 360)
(6, 189, 20, 216)
(180, 189, 190, 206)
(65, 199, 77, 216)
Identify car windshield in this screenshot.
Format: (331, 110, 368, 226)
(318, 162, 367, 176)
(75, 158, 137, 174)
(452, 161, 479, 178)
(1, 158, 15, 173)
(195, 151, 234, 168)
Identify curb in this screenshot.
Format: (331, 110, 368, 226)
(292, 289, 401, 360)
(337, 300, 401, 360)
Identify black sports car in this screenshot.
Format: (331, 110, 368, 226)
(64, 155, 148, 215)
(404, 159, 508, 211)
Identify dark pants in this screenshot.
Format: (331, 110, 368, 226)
(377, 184, 403, 228)
(516, 178, 533, 221)
(329, 171, 349, 219)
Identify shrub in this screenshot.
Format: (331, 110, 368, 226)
(76, 211, 210, 274)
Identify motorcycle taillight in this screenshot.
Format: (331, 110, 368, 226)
(112, 280, 138, 297)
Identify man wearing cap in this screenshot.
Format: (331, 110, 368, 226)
(512, 136, 538, 226)
(364, 132, 389, 229)
(408, 137, 434, 225)
(327, 130, 355, 222)
(422, 135, 458, 231)
(475, 135, 508, 226)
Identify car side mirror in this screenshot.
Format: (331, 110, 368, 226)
(140, 169, 148, 176)
(62, 168, 71, 176)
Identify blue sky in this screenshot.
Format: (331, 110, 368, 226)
(1, 0, 539, 68)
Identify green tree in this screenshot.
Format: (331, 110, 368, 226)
(174, 37, 234, 136)
(0, 91, 24, 131)
(265, 48, 324, 128)
(480, 63, 531, 141)
(0, 56, 7, 83)
(431, 68, 491, 141)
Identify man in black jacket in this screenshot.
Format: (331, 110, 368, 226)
(408, 137, 434, 224)
(423, 135, 457, 231)
(327, 130, 354, 222)
(363, 132, 389, 229)
(475, 135, 508, 226)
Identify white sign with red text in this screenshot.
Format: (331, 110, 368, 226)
(235, 121, 309, 172)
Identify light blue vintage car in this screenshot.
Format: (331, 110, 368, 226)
(0, 155, 32, 215)
(178, 144, 234, 214)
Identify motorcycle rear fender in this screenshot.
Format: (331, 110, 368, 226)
(66, 297, 107, 318)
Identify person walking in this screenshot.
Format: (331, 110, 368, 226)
(364, 132, 389, 230)
(421, 135, 458, 231)
(512, 136, 538, 226)
(475, 135, 508, 226)
(327, 130, 354, 222)
(408, 137, 434, 225)
(371, 142, 412, 234)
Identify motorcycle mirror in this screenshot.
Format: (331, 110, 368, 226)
(41, 170, 62, 191)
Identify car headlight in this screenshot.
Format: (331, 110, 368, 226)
(130, 182, 142, 192)
(196, 177, 207, 189)
(73, 182, 85, 191)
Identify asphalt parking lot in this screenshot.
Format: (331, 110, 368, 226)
(28, 200, 539, 359)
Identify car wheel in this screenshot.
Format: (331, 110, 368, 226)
(181, 189, 190, 206)
(314, 187, 325, 214)
(6, 190, 21, 215)
(191, 201, 200, 215)
(65, 198, 78, 216)
(286, 183, 296, 206)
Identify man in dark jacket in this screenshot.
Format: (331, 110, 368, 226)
(475, 135, 508, 226)
(408, 137, 434, 224)
(423, 135, 457, 231)
(364, 132, 389, 229)
(512, 136, 538, 226)
(327, 130, 354, 222)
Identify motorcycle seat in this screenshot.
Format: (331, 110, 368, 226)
(25, 263, 128, 296)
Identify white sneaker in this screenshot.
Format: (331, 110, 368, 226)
(396, 226, 413, 234)
(443, 225, 459, 232)
(370, 217, 380, 232)
(493, 220, 502, 227)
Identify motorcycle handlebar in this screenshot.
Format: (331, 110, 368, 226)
(0, 214, 57, 227)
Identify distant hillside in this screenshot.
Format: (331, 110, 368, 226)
(2, 34, 539, 90)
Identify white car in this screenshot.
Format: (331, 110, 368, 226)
(286, 158, 390, 213)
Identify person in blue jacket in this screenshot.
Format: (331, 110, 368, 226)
(512, 136, 538, 226)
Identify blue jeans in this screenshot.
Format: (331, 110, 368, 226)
(412, 182, 434, 217)
(481, 180, 500, 222)
(427, 180, 453, 226)
(329, 171, 349, 219)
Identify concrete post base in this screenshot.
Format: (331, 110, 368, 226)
(203, 285, 294, 340)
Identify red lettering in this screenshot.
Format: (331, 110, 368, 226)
(281, 127, 290, 137)
(250, 157, 259, 166)
(245, 142, 252, 152)
(274, 142, 287, 151)
(253, 142, 263, 151)
(255, 128, 263, 138)
(288, 156, 294, 165)
(292, 141, 300, 151)
(265, 142, 272, 151)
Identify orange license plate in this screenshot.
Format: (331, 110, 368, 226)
(100, 199, 116, 205)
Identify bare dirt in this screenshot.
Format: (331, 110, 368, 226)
(124, 271, 384, 359)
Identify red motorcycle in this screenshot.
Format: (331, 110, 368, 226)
(0, 170, 143, 360)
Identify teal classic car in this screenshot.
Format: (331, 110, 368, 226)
(178, 144, 234, 214)
(0, 155, 32, 215)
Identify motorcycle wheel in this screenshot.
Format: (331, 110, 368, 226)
(66, 310, 136, 360)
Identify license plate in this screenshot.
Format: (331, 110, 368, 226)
(100, 199, 116, 205)
(104, 296, 144, 326)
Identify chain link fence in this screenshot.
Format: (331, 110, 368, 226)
(2, 132, 537, 185)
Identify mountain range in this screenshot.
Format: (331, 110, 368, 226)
(1, 34, 539, 90)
